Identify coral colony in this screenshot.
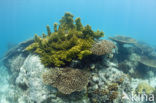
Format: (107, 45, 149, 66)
(2, 12, 156, 103)
(26, 12, 105, 67)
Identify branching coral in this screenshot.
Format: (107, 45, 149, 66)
(42, 67, 90, 94)
(25, 12, 104, 67)
(91, 40, 115, 56)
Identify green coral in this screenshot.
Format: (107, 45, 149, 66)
(46, 25, 51, 36)
(75, 17, 83, 31)
(53, 22, 58, 32)
(26, 12, 104, 67)
(136, 82, 155, 94)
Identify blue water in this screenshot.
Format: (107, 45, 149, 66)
(0, 0, 156, 58)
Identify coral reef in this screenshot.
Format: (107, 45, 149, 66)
(42, 67, 90, 94)
(3, 38, 156, 102)
(134, 41, 156, 58)
(2, 12, 156, 103)
(91, 40, 115, 56)
(25, 12, 104, 67)
(109, 35, 137, 63)
(87, 66, 132, 103)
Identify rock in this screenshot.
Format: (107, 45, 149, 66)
(15, 55, 57, 102)
(92, 75, 99, 82)
(92, 84, 98, 89)
(70, 60, 81, 68)
(90, 64, 95, 70)
(3, 39, 33, 73)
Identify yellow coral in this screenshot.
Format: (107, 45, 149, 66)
(25, 12, 104, 67)
(25, 43, 39, 51)
(136, 82, 155, 94)
(108, 83, 118, 91)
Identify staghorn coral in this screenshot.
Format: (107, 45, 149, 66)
(75, 17, 83, 31)
(136, 82, 155, 94)
(53, 23, 58, 32)
(91, 40, 115, 56)
(42, 67, 90, 94)
(25, 12, 104, 67)
(59, 12, 75, 30)
(46, 25, 51, 36)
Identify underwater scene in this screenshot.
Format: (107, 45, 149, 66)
(0, 0, 156, 103)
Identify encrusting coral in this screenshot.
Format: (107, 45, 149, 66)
(42, 67, 90, 94)
(25, 12, 104, 67)
(136, 82, 155, 94)
(91, 40, 115, 56)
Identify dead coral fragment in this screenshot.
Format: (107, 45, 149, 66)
(91, 40, 115, 56)
(42, 67, 90, 94)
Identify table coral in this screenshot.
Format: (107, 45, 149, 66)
(42, 67, 90, 94)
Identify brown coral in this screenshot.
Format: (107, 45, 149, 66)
(91, 40, 115, 56)
(109, 91, 118, 101)
(108, 83, 118, 91)
(42, 67, 90, 94)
